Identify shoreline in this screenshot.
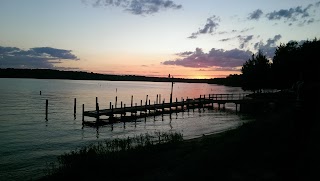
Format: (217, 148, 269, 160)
(41, 100, 310, 180)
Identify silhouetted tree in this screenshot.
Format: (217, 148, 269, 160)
(241, 51, 271, 92)
(272, 41, 301, 88)
(272, 38, 320, 89)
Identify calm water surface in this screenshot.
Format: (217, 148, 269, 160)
(0, 78, 251, 180)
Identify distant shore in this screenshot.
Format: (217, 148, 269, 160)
(0, 68, 241, 86)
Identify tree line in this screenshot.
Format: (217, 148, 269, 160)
(241, 38, 320, 92)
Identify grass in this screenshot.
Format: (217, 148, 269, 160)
(41, 132, 184, 180)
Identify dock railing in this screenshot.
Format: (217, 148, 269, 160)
(200, 93, 250, 101)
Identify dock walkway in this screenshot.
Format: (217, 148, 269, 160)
(82, 93, 251, 125)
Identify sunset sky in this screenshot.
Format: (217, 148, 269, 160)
(1, 0, 320, 78)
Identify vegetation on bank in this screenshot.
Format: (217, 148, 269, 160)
(41, 132, 183, 180)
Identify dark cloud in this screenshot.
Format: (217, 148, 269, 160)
(240, 27, 254, 33)
(265, 3, 320, 26)
(248, 9, 263, 20)
(238, 35, 254, 49)
(162, 48, 252, 69)
(219, 38, 232, 42)
(266, 6, 310, 21)
(175, 51, 193, 57)
(188, 16, 220, 39)
(0, 46, 78, 69)
(254, 34, 282, 58)
(216, 27, 253, 37)
(88, 0, 182, 15)
(248, 2, 320, 26)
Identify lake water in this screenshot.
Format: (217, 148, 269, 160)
(0, 78, 252, 180)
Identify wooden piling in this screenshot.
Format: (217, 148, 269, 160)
(45, 99, 48, 120)
(110, 105, 114, 124)
(115, 96, 118, 109)
(131, 95, 133, 107)
(96, 102, 100, 121)
(182, 98, 184, 111)
(154, 101, 156, 120)
(147, 99, 150, 114)
(162, 100, 164, 120)
(123, 104, 126, 121)
(82, 104, 84, 122)
(156, 94, 158, 104)
(74, 98, 76, 115)
(146, 95, 148, 105)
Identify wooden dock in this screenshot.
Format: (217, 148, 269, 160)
(81, 93, 251, 126)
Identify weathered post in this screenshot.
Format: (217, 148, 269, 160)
(123, 104, 126, 123)
(131, 95, 133, 107)
(236, 103, 238, 113)
(45, 99, 48, 120)
(175, 97, 178, 114)
(110, 105, 114, 124)
(96, 101, 100, 122)
(146, 95, 148, 105)
(182, 98, 184, 111)
(198, 96, 201, 112)
(74, 98, 76, 115)
(115, 96, 118, 109)
(148, 100, 151, 114)
(187, 98, 190, 112)
(135, 103, 137, 122)
(154, 101, 156, 120)
(156, 94, 159, 104)
(203, 95, 205, 111)
(162, 100, 164, 120)
(82, 104, 84, 122)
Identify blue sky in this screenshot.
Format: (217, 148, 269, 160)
(1, 0, 320, 78)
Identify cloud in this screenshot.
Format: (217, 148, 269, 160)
(88, 0, 182, 15)
(248, 9, 263, 20)
(188, 15, 220, 39)
(264, 2, 320, 26)
(162, 48, 252, 69)
(248, 2, 320, 26)
(266, 6, 310, 21)
(238, 35, 254, 49)
(175, 51, 193, 57)
(254, 34, 282, 58)
(219, 38, 232, 42)
(0, 46, 78, 69)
